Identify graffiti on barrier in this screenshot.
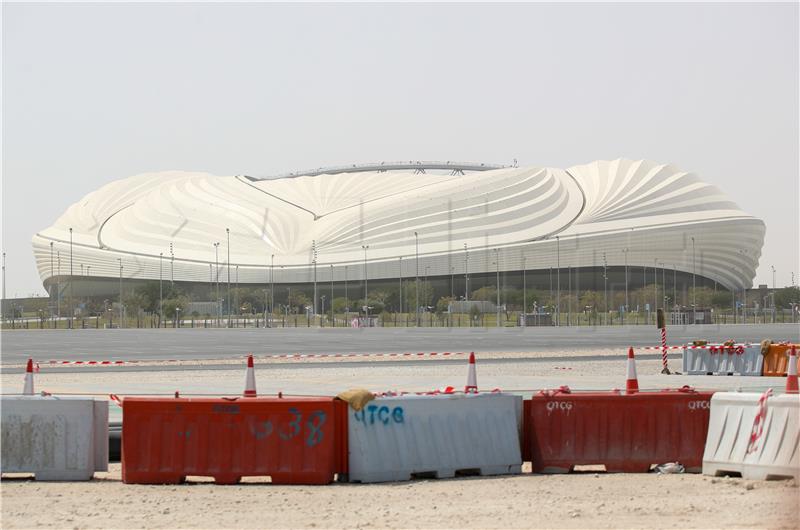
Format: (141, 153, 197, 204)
(353, 404, 405, 426)
(243, 408, 327, 447)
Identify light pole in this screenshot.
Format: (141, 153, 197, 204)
(312, 240, 318, 316)
(414, 232, 419, 326)
(673, 264, 677, 311)
(450, 266, 454, 299)
(1, 251, 5, 322)
(567, 265, 571, 326)
(330, 264, 334, 325)
(494, 248, 500, 327)
(654, 257, 658, 313)
(602, 252, 608, 324)
(226, 228, 231, 327)
(69, 227, 73, 326)
(235, 265, 239, 318)
(622, 248, 629, 321)
(522, 255, 527, 326)
(49, 242, 54, 315)
(270, 254, 275, 318)
(771, 265, 777, 318)
(57, 251, 61, 319)
(118, 257, 123, 328)
(344, 265, 349, 316)
(213, 242, 220, 325)
(464, 243, 469, 301)
(556, 236, 560, 326)
(170, 242, 174, 286)
(362, 245, 369, 321)
(263, 288, 268, 325)
(692, 236, 697, 324)
(398, 257, 403, 316)
(159, 253, 163, 327)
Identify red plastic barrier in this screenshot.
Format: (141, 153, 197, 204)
(122, 397, 347, 485)
(523, 388, 713, 473)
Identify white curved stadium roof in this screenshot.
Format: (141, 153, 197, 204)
(33, 159, 765, 290)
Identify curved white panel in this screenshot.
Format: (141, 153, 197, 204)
(32, 159, 764, 290)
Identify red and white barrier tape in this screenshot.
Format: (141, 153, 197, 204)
(640, 344, 748, 353)
(49, 360, 136, 365)
(45, 351, 465, 366)
(266, 351, 464, 359)
(746, 388, 773, 454)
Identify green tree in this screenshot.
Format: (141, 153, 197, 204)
(775, 286, 800, 309)
(436, 296, 454, 314)
(331, 297, 349, 313)
(469, 304, 481, 323)
(579, 290, 604, 312)
(162, 296, 190, 318)
(123, 291, 149, 315)
(502, 288, 522, 308)
(711, 290, 733, 308)
(687, 287, 714, 308)
(471, 286, 497, 302)
(523, 289, 550, 313)
(402, 280, 434, 311)
(287, 291, 310, 314)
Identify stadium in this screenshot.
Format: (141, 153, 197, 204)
(32, 158, 765, 318)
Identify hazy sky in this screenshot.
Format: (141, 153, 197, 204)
(2, 2, 798, 297)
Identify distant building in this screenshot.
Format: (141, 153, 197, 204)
(33, 159, 765, 310)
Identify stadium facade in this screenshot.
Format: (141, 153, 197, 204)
(32, 159, 765, 313)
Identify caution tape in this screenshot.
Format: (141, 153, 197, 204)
(746, 388, 773, 454)
(640, 344, 749, 352)
(43, 351, 466, 366)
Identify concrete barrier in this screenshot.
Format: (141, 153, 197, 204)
(682, 344, 763, 376)
(122, 397, 347, 485)
(524, 388, 713, 473)
(703, 392, 799, 480)
(1, 396, 109, 480)
(347, 393, 522, 483)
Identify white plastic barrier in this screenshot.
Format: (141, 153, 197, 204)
(682, 344, 763, 376)
(347, 393, 522, 483)
(1, 397, 108, 480)
(703, 392, 799, 480)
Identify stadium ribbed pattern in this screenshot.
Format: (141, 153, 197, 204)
(33, 159, 764, 291)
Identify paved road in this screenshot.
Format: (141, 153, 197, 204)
(2, 324, 797, 364)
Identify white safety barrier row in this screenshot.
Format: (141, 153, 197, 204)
(1, 397, 109, 480)
(682, 344, 763, 376)
(703, 392, 799, 480)
(347, 393, 522, 483)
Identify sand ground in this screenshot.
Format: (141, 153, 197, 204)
(2, 464, 798, 529)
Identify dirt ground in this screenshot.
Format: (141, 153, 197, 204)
(1, 464, 798, 529)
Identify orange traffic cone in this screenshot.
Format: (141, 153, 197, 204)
(465, 352, 478, 393)
(243, 354, 257, 397)
(23, 358, 34, 395)
(625, 347, 639, 394)
(786, 345, 798, 394)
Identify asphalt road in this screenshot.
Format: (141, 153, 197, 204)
(1, 323, 797, 364)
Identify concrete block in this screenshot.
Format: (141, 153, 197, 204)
(1, 396, 109, 480)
